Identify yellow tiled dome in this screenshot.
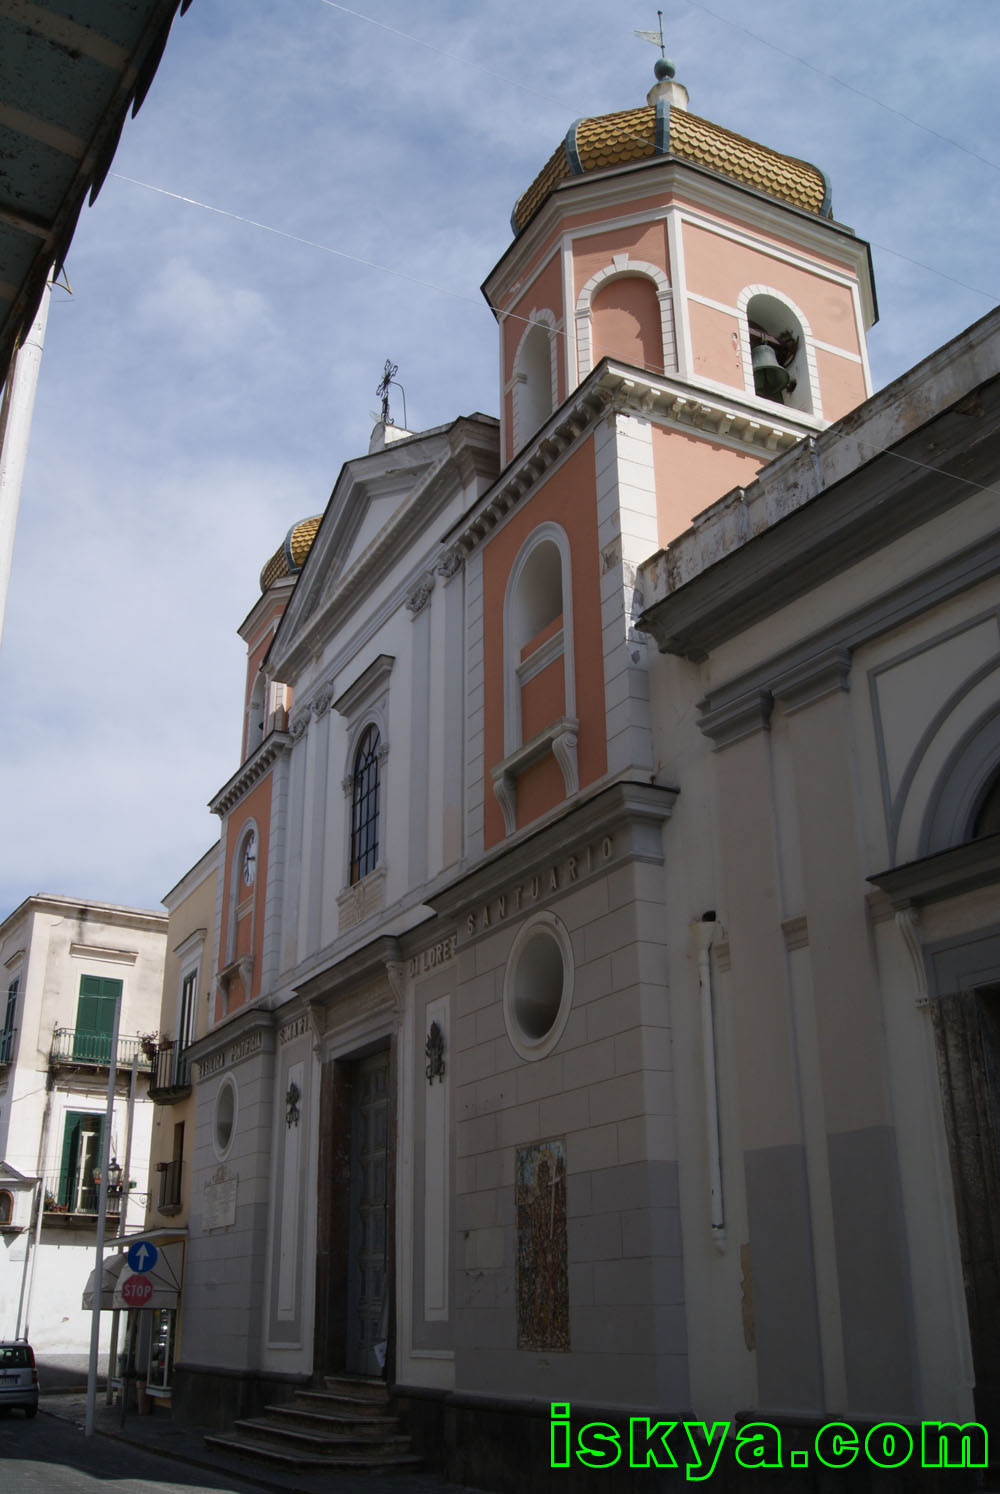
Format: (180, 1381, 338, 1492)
(259, 515, 321, 593)
(511, 99, 829, 233)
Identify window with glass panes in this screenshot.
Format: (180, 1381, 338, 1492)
(350, 725, 381, 884)
(1, 978, 16, 1064)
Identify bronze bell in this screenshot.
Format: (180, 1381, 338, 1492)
(752, 342, 791, 398)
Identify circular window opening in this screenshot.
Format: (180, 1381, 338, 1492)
(214, 1075, 237, 1159)
(503, 914, 573, 1061)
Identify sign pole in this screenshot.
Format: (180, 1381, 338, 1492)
(85, 988, 123, 1436)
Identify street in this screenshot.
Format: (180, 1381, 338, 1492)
(0, 1406, 265, 1494)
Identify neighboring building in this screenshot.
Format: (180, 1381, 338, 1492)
(139, 843, 218, 1403)
(0, 895, 166, 1355)
(164, 59, 999, 1494)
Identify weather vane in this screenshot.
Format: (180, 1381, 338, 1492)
(635, 9, 676, 79)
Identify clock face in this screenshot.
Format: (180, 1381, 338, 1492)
(242, 833, 257, 886)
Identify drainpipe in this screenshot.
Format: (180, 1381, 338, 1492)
(691, 913, 726, 1252)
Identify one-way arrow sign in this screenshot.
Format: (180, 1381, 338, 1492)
(127, 1240, 159, 1273)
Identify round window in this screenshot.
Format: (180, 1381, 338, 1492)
(214, 1075, 238, 1159)
(503, 913, 574, 1061)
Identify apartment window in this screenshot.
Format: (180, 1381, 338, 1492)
(74, 976, 122, 1063)
(158, 1122, 184, 1212)
(58, 1111, 105, 1212)
(178, 969, 196, 1054)
(0, 977, 16, 1064)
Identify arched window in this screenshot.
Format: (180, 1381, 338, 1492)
(350, 724, 381, 884)
(0, 1191, 12, 1226)
(575, 258, 675, 381)
(971, 768, 1000, 840)
(494, 524, 579, 836)
(591, 274, 664, 375)
(741, 288, 816, 415)
(513, 316, 556, 449)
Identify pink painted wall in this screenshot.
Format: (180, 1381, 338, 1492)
(682, 221, 861, 353)
(573, 219, 669, 302)
(813, 346, 868, 422)
(652, 425, 764, 546)
(503, 251, 564, 386)
(687, 300, 742, 388)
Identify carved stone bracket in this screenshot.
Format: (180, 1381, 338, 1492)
(491, 717, 580, 838)
(436, 548, 464, 581)
(385, 960, 407, 1024)
(406, 571, 436, 615)
(894, 904, 929, 1008)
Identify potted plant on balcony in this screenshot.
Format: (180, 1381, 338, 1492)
(139, 1033, 159, 1063)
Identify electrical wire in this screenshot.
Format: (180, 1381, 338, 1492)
(110, 168, 998, 367)
(316, 0, 1000, 178)
(679, 0, 1000, 176)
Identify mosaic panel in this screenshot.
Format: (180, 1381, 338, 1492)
(515, 1137, 569, 1351)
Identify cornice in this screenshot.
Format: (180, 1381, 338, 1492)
(186, 1006, 275, 1079)
(868, 834, 1000, 909)
(208, 731, 291, 818)
(484, 156, 875, 327)
(440, 361, 805, 570)
(427, 780, 678, 921)
(638, 363, 1000, 662)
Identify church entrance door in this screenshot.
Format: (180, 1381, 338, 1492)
(346, 1048, 390, 1375)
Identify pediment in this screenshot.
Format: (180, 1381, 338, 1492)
(271, 437, 445, 665)
(268, 416, 499, 680)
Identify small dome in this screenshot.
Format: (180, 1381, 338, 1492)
(259, 515, 322, 593)
(511, 102, 830, 234)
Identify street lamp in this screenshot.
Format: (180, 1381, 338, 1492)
(106, 1159, 123, 1196)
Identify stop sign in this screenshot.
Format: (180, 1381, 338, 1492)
(121, 1273, 153, 1306)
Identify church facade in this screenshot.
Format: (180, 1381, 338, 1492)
(166, 61, 1000, 1491)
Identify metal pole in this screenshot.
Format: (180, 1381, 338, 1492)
(14, 1178, 41, 1337)
(21, 1081, 53, 1341)
(118, 1053, 139, 1235)
(85, 990, 123, 1436)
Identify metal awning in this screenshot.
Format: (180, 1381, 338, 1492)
(82, 1239, 184, 1310)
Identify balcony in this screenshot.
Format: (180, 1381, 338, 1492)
(40, 1171, 124, 1226)
(49, 1029, 153, 1074)
(147, 1040, 192, 1104)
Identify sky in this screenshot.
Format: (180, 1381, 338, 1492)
(1, 0, 997, 919)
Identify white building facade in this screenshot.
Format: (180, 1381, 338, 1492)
(0, 895, 166, 1356)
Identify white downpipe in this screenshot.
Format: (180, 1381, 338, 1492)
(0, 281, 51, 646)
(691, 915, 726, 1251)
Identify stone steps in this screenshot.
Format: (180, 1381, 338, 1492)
(203, 1373, 422, 1474)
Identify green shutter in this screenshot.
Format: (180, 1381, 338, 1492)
(74, 976, 121, 1061)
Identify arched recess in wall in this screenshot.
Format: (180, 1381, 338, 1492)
(738, 285, 819, 417)
(575, 259, 675, 380)
(511, 309, 559, 450)
(220, 817, 259, 1012)
(494, 522, 579, 836)
(246, 674, 267, 757)
(919, 703, 1000, 856)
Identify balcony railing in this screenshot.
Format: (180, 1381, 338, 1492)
(40, 1171, 123, 1220)
(50, 1029, 152, 1069)
(148, 1040, 192, 1101)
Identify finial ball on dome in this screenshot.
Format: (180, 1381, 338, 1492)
(654, 56, 676, 80)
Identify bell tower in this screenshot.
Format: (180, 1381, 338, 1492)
(483, 55, 876, 533)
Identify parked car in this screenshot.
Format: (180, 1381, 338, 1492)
(0, 1341, 38, 1417)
